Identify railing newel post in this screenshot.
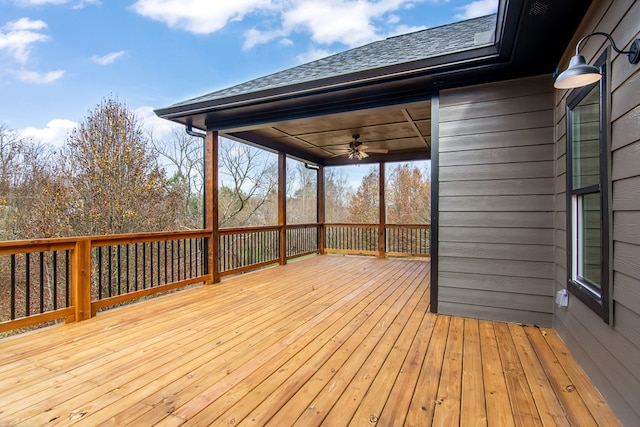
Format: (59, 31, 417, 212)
(72, 238, 92, 322)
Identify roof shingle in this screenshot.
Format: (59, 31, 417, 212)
(168, 14, 496, 108)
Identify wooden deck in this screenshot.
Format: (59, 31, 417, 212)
(0, 256, 619, 426)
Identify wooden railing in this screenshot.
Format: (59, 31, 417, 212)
(0, 230, 211, 334)
(386, 224, 431, 257)
(286, 223, 320, 259)
(218, 223, 321, 277)
(219, 226, 280, 277)
(0, 223, 429, 333)
(325, 223, 379, 255)
(324, 223, 431, 257)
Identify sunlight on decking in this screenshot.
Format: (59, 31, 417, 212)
(0, 256, 619, 426)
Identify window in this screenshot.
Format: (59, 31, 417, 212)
(565, 51, 610, 322)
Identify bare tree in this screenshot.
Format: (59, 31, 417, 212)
(324, 167, 352, 223)
(287, 160, 317, 224)
(218, 139, 277, 227)
(151, 128, 204, 229)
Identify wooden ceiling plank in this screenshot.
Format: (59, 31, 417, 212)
(402, 109, 430, 149)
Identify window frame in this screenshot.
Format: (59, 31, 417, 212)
(565, 50, 611, 323)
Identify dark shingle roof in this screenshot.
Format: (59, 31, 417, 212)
(169, 14, 496, 108)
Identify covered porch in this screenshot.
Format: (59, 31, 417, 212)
(0, 256, 618, 425)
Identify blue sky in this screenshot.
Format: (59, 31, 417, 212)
(0, 0, 497, 146)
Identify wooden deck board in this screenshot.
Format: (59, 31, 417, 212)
(0, 255, 621, 426)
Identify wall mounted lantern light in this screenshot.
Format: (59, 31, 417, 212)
(554, 32, 640, 89)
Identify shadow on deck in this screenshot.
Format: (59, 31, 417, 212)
(0, 255, 619, 426)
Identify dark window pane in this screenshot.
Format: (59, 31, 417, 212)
(579, 192, 601, 289)
(571, 85, 600, 189)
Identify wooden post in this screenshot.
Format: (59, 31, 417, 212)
(206, 130, 220, 284)
(72, 238, 92, 321)
(378, 162, 386, 258)
(278, 152, 287, 265)
(317, 165, 326, 255)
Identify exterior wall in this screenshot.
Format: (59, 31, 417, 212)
(553, 0, 640, 425)
(437, 75, 556, 327)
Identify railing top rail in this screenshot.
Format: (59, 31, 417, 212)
(0, 239, 78, 255)
(91, 229, 212, 247)
(324, 223, 379, 228)
(0, 229, 212, 254)
(219, 225, 281, 234)
(285, 223, 321, 229)
(385, 223, 432, 229)
(324, 223, 430, 228)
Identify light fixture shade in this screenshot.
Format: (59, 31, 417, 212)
(554, 54, 602, 89)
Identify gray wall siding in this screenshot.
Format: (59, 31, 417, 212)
(553, 0, 640, 425)
(437, 76, 556, 326)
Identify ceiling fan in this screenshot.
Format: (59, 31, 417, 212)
(333, 134, 389, 160)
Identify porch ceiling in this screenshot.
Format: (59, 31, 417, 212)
(223, 99, 432, 166)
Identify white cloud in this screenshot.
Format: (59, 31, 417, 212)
(21, 118, 77, 147)
(243, 28, 285, 50)
(454, 0, 498, 20)
(386, 24, 426, 37)
(135, 106, 183, 140)
(296, 48, 331, 63)
(131, 0, 428, 48)
(130, 0, 274, 35)
(14, 70, 64, 85)
(92, 50, 126, 65)
(1, 18, 66, 84)
(281, 0, 406, 47)
(14, 69, 65, 84)
(0, 18, 49, 63)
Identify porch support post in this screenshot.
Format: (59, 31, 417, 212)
(206, 130, 220, 284)
(317, 165, 326, 255)
(278, 152, 287, 265)
(378, 161, 386, 258)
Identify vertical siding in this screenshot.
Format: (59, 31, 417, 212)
(437, 76, 556, 327)
(553, 0, 640, 425)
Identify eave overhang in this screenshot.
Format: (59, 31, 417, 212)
(154, 0, 592, 166)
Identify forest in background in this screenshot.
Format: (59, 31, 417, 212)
(0, 97, 431, 242)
